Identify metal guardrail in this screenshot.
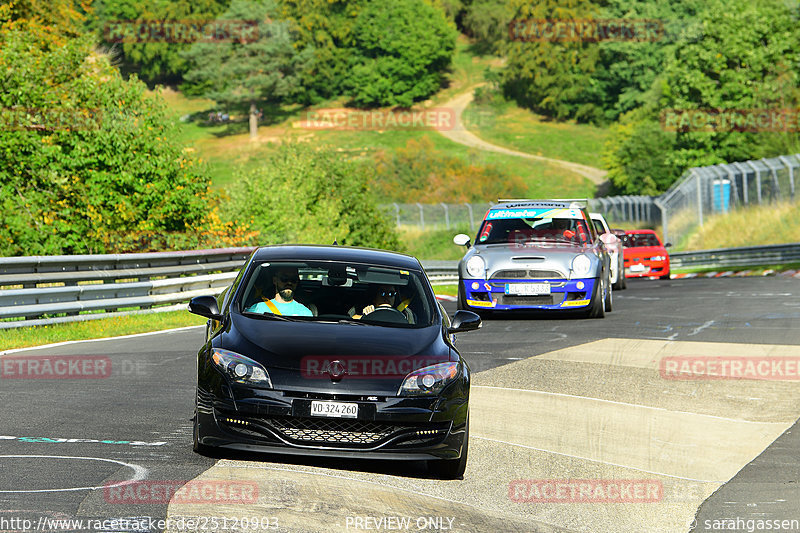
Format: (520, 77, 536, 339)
(670, 243, 800, 269)
(0, 247, 255, 329)
(1, 244, 797, 329)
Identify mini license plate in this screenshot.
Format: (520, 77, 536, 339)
(629, 263, 647, 272)
(505, 283, 550, 296)
(310, 401, 358, 418)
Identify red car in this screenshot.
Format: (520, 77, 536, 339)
(622, 230, 671, 280)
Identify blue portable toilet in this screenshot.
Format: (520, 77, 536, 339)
(712, 179, 731, 212)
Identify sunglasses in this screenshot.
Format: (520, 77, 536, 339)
(379, 290, 397, 297)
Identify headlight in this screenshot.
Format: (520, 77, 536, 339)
(571, 254, 592, 278)
(398, 362, 459, 396)
(650, 255, 666, 261)
(465, 255, 486, 278)
(211, 348, 272, 388)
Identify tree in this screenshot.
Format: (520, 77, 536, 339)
(94, 0, 231, 85)
(0, 23, 242, 255)
(222, 144, 401, 250)
(182, 0, 309, 139)
(345, 0, 457, 108)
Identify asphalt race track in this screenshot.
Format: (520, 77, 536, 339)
(2, 276, 799, 533)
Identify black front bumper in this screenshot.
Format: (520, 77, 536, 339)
(196, 388, 469, 461)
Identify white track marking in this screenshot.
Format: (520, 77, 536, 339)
(0, 455, 147, 493)
(1, 325, 204, 355)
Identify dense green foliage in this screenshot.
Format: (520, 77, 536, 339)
(182, 0, 309, 136)
(222, 144, 401, 250)
(370, 137, 526, 202)
(345, 0, 457, 107)
(603, 0, 800, 194)
(95, 0, 231, 84)
(0, 22, 241, 255)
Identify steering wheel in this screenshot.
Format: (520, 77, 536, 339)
(366, 307, 408, 324)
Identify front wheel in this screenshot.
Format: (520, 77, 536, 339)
(604, 278, 613, 312)
(428, 417, 469, 480)
(586, 279, 605, 319)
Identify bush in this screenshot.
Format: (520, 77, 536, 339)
(0, 24, 246, 255)
(370, 137, 527, 202)
(221, 144, 402, 250)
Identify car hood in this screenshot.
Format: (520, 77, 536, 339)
(625, 246, 667, 259)
(222, 313, 452, 393)
(469, 243, 597, 277)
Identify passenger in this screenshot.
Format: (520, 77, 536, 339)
(247, 266, 312, 316)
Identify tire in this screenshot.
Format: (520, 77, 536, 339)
(192, 399, 213, 456)
(659, 272, 671, 280)
(586, 278, 605, 319)
(428, 417, 469, 480)
(604, 277, 613, 313)
(457, 279, 467, 311)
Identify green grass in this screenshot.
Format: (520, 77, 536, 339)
(399, 227, 472, 260)
(1, 311, 207, 351)
(466, 99, 610, 169)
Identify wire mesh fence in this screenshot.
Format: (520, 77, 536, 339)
(380, 153, 800, 245)
(656, 154, 800, 246)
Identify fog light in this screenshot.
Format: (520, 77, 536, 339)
(576, 281, 585, 290)
(471, 282, 479, 290)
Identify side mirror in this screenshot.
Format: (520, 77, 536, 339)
(447, 310, 481, 334)
(189, 295, 223, 320)
(664, 242, 672, 248)
(453, 233, 471, 248)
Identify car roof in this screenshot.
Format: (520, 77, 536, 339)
(251, 245, 422, 270)
(625, 229, 657, 235)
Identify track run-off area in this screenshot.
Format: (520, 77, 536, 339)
(2, 275, 799, 533)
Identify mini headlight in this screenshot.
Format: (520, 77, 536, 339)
(571, 254, 592, 278)
(465, 255, 486, 278)
(211, 348, 272, 388)
(399, 362, 459, 396)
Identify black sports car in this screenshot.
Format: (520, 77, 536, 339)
(188, 245, 481, 479)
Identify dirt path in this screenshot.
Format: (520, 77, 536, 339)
(436, 89, 608, 186)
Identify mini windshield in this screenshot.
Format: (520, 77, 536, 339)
(623, 233, 662, 248)
(237, 261, 435, 327)
(476, 215, 593, 246)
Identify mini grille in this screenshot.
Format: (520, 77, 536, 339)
(491, 270, 564, 279)
(501, 295, 556, 306)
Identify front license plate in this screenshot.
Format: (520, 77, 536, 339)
(629, 264, 646, 272)
(310, 401, 358, 418)
(505, 283, 550, 295)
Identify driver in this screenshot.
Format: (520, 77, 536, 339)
(360, 284, 398, 316)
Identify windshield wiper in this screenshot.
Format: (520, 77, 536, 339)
(241, 311, 301, 322)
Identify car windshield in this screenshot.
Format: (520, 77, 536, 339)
(476, 213, 593, 246)
(623, 233, 662, 247)
(236, 260, 435, 328)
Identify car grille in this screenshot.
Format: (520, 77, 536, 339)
(491, 269, 565, 279)
(501, 295, 558, 306)
(266, 417, 397, 445)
